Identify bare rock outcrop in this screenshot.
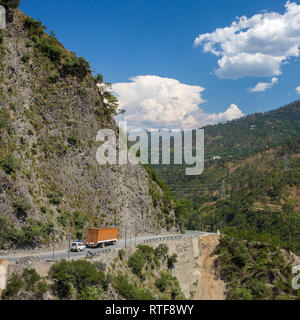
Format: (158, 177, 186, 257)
(152, 234, 226, 300)
(0, 8, 177, 251)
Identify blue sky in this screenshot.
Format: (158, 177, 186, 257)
(19, 0, 300, 129)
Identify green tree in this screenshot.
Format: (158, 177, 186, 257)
(13, 198, 31, 218)
(0, 154, 19, 174)
(167, 254, 178, 270)
(49, 259, 105, 300)
(229, 288, 253, 300)
(1, 274, 24, 300)
(128, 251, 145, 276)
(22, 268, 41, 292)
(77, 286, 102, 300)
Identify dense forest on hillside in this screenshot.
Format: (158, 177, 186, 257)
(151, 102, 300, 254)
(214, 235, 299, 300)
(203, 100, 300, 159)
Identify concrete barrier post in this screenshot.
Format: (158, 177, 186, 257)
(0, 260, 10, 294)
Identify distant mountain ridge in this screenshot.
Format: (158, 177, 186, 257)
(202, 100, 300, 159)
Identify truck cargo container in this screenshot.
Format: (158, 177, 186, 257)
(86, 228, 119, 248)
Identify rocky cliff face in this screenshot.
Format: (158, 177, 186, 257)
(0, 8, 177, 250)
(165, 234, 226, 300)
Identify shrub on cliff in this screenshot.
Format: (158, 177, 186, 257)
(95, 73, 103, 83)
(77, 285, 103, 300)
(154, 244, 169, 261)
(229, 288, 253, 300)
(1, 269, 48, 300)
(24, 17, 45, 39)
(0, 0, 21, 8)
(36, 37, 63, 63)
(49, 259, 106, 300)
(13, 197, 31, 217)
(113, 275, 154, 300)
(0, 154, 19, 174)
(47, 191, 63, 205)
(1, 274, 24, 300)
(155, 271, 184, 300)
(62, 55, 90, 79)
(167, 253, 178, 270)
(128, 250, 145, 277)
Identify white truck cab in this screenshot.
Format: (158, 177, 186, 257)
(71, 241, 86, 252)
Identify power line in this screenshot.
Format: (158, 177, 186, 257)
(169, 185, 223, 189)
(169, 185, 222, 189)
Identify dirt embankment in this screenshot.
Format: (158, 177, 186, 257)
(151, 234, 226, 300)
(193, 235, 225, 300)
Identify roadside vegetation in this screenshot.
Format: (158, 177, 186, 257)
(112, 244, 183, 300)
(1, 268, 48, 300)
(1, 244, 184, 300)
(0, 217, 54, 249)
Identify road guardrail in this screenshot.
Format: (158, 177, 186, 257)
(86, 248, 111, 259)
(144, 235, 183, 244)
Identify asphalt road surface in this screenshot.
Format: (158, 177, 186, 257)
(0, 231, 211, 263)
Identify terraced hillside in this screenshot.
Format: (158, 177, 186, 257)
(152, 102, 300, 254)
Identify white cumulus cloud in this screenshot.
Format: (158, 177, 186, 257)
(296, 86, 300, 94)
(112, 75, 244, 129)
(208, 103, 244, 122)
(194, 1, 300, 79)
(248, 77, 278, 92)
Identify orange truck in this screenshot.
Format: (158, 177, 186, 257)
(86, 228, 119, 248)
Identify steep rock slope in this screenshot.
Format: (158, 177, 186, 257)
(167, 234, 226, 300)
(0, 8, 177, 249)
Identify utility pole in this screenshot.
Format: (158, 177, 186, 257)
(52, 228, 55, 262)
(200, 215, 204, 231)
(290, 210, 292, 244)
(129, 217, 133, 246)
(221, 179, 226, 199)
(134, 221, 137, 247)
(68, 232, 71, 260)
(284, 153, 288, 171)
(124, 226, 127, 248)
